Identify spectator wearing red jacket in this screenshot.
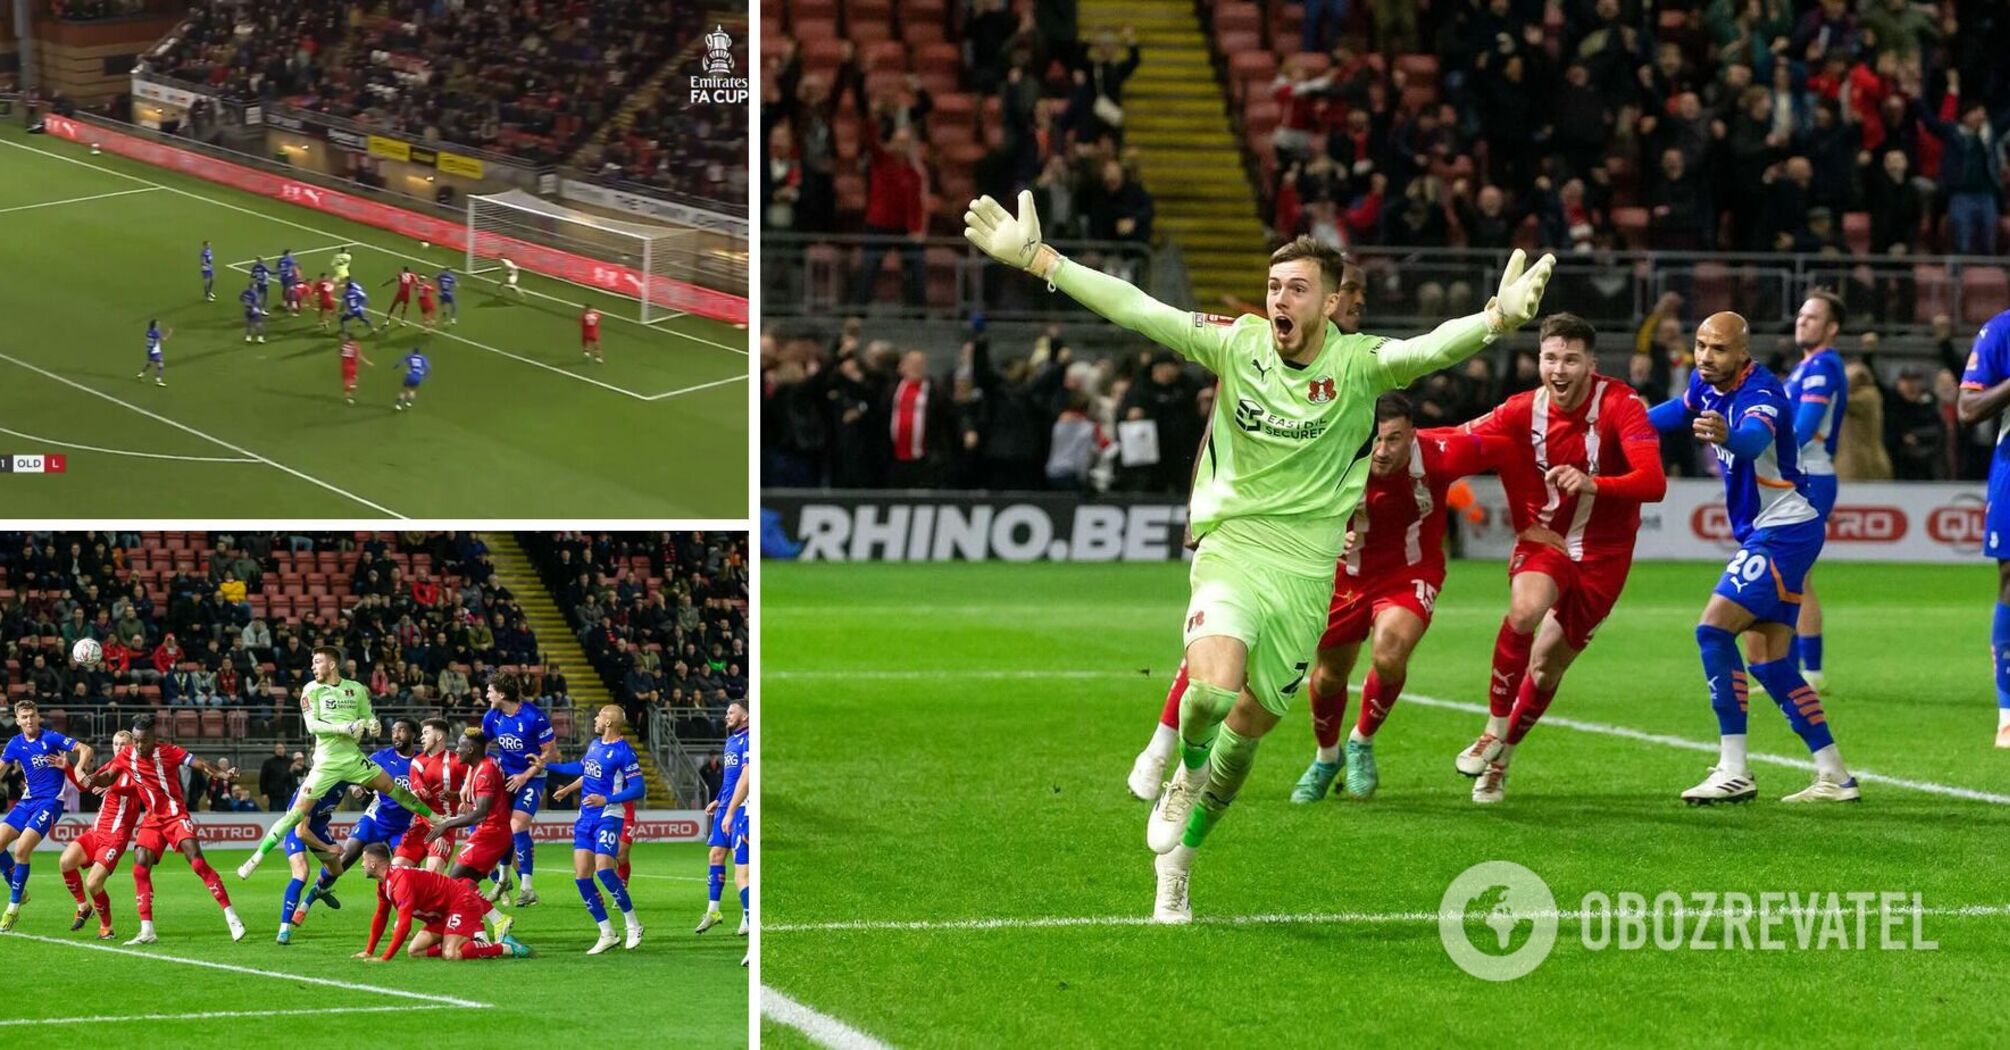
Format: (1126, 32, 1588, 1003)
(411, 570, 440, 608)
(852, 126, 929, 307)
(152, 633, 182, 677)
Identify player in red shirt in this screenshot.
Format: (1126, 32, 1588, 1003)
(60, 729, 138, 939)
(1452, 313, 1668, 803)
(382, 267, 420, 325)
(88, 716, 245, 943)
(1280, 393, 1511, 802)
(429, 728, 514, 890)
(340, 336, 374, 404)
(399, 718, 468, 874)
(581, 307, 603, 363)
(315, 272, 338, 330)
(417, 278, 438, 329)
(357, 843, 529, 961)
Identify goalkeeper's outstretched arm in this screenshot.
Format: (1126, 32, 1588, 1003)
(1370, 248, 1557, 389)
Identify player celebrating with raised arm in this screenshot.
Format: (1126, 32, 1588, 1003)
(479, 671, 558, 905)
(1451, 314, 1668, 803)
(382, 266, 419, 325)
(293, 718, 421, 925)
(0, 699, 94, 932)
(436, 267, 459, 325)
(964, 190, 1555, 921)
(401, 718, 468, 875)
(356, 843, 529, 962)
(60, 730, 136, 939)
(238, 646, 439, 880)
(697, 701, 748, 933)
(1287, 394, 1510, 801)
(524, 705, 646, 953)
(135, 319, 172, 386)
(1783, 291, 1848, 690)
(275, 781, 345, 944)
(1956, 307, 2010, 745)
(200, 240, 215, 300)
(394, 347, 430, 412)
(240, 280, 266, 343)
(88, 716, 242, 943)
(1650, 312, 1857, 804)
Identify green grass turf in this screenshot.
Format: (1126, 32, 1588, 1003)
(0, 123, 747, 517)
(761, 559, 2010, 1047)
(1, 842, 747, 1046)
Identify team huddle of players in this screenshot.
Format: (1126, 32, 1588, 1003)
(0, 653, 753, 962)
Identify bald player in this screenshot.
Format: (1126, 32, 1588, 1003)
(1647, 313, 1857, 804)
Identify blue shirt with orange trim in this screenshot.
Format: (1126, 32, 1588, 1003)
(1959, 310, 2010, 463)
(1651, 362, 1818, 541)
(1784, 347, 1846, 476)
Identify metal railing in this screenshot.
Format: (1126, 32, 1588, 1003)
(764, 233, 1166, 319)
(645, 707, 716, 806)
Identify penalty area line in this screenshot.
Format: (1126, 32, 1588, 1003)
(0, 1004, 463, 1028)
(5, 932, 490, 1008)
(0, 425, 260, 463)
(762, 985, 896, 1050)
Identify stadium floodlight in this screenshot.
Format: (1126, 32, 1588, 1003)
(465, 189, 702, 325)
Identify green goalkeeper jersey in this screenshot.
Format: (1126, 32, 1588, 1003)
(1051, 257, 1498, 576)
(300, 677, 373, 763)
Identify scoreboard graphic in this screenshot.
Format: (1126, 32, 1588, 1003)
(0, 454, 68, 473)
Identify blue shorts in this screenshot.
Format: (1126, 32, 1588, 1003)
(509, 778, 544, 816)
(1987, 460, 2010, 559)
(403, 376, 424, 390)
(284, 822, 335, 857)
(732, 811, 748, 865)
(244, 309, 260, 322)
(440, 293, 455, 304)
(1714, 518, 1826, 627)
(2, 798, 64, 835)
(349, 813, 410, 849)
(1803, 474, 1838, 518)
(708, 808, 734, 848)
(574, 812, 624, 855)
(148, 351, 162, 362)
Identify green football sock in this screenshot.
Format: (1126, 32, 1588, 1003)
(256, 807, 306, 860)
(1178, 678, 1238, 772)
(1183, 722, 1260, 849)
(386, 782, 439, 821)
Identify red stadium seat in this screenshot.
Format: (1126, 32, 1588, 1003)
(862, 41, 907, 72)
(1243, 97, 1281, 137)
(227, 709, 249, 738)
(1399, 83, 1438, 113)
(791, 0, 837, 22)
(901, 20, 945, 47)
(1611, 206, 1649, 249)
(1394, 53, 1439, 83)
(1215, 2, 1260, 36)
(1216, 30, 1259, 58)
(1962, 266, 2010, 325)
(850, 0, 893, 23)
(174, 710, 199, 739)
(200, 711, 225, 738)
(552, 709, 574, 739)
(1229, 50, 1277, 103)
(1843, 211, 1871, 255)
(1690, 262, 1734, 316)
(1913, 263, 1954, 318)
(849, 20, 893, 45)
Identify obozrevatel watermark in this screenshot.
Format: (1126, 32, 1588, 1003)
(1439, 861, 1938, 981)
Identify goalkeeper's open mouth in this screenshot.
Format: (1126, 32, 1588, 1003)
(1272, 313, 1296, 341)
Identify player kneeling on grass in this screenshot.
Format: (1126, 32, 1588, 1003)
(89, 716, 243, 943)
(526, 705, 646, 954)
(964, 189, 1555, 922)
(1287, 394, 1509, 802)
(356, 842, 529, 962)
(1648, 312, 1857, 805)
(0, 698, 95, 932)
(60, 730, 137, 940)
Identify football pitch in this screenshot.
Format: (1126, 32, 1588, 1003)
(0, 123, 747, 518)
(2, 842, 747, 1046)
(762, 559, 2010, 1047)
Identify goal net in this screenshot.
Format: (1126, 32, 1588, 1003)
(465, 189, 703, 324)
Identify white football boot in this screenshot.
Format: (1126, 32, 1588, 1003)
(1455, 732, 1503, 777)
(1782, 772, 1860, 803)
(1126, 747, 1169, 802)
(1151, 851, 1192, 925)
(1146, 764, 1203, 854)
(1680, 766, 1758, 806)
(1471, 761, 1509, 804)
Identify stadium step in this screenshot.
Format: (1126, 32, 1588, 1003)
(480, 533, 678, 808)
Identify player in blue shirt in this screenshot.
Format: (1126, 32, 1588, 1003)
(1648, 312, 1857, 805)
(276, 781, 346, 945)
(200, 240, 215, 300)
(1956, 307, 2010, 747)
(134, 319, 172, 386)
(481, 672, 558, 905)
(240, 282, 266, 343)
(339, 280, 376, 337)
(436, 268, 459, 325)
(535, 705, 647, 953)
(295, 718, 419, 925)
(394, 348, 432, 412)
(696, 701, 748, 933)
(724, 717, 751, 940)
(250, 257, 271, 308)
(277, 250, 300, 314)
(0, 699, 95, 932)
(1783, 291, 1849, 690)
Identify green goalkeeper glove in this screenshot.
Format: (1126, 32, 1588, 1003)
(1485, 248, 1558, 335)
(963, 190, 1051, 275)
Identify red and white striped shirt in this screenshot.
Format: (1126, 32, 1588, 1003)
(1464, 377, 1664, 561)
(107, 742, 194, 818)
(1342, 428, 1504, 583)
(890, 378, 931, 462)
(69, 765, 142, 839)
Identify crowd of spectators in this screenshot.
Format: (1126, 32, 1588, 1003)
(49, 0, 146, 20)
(143, 0, 730, 180)
(0, 532, 568, 740)
(522, 533, 749, 746)
(593, 90, 749, 203)
(1258, 0, 2010, 260)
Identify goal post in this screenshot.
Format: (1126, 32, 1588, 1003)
(464, 189, 701, 324)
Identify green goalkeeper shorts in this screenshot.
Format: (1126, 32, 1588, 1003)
(1182, 539, 1333, 717)
(300, 745, 384, 800)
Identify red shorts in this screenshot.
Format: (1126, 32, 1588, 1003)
(391, 291, 411, 305)
(582, 331, 599, 345)
(420, 299, 436, 314)
(424, 893, 490, 941)
(1319, 571, 1442, 649)
(134, 815, 198, 858)
(342, 362, 359, 383)
(458, 827, 512, 873)
(319, 297, 335, 311)
(76, 829, 130, 872)
(619, 818, 635, 846)
(397, 820, 458, 864)
(1509, 540, 1632, 650)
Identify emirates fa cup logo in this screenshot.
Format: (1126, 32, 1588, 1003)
(704, 26, 735, 76)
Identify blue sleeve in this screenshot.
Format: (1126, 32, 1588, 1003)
(535, 712, 554, 747)
(480, 711, 497, 737)
(608, 772, 645, 805)
(1965, 320, 2007, 390)
(1724, 414, 1774, 458)
(53, 731, 76, 752)
(546, 760, 584, 777)
(1647, 397, 1691, 433)
(1792, 397, 1827, 447)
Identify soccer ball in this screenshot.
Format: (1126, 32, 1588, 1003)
(72, 638, 102, 667)
(89, 144, 101, 155)
(421, 241, 430, 249)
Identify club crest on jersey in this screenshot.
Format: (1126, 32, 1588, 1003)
(1307, 376, 1336, 404)
(1192, 312, 1236, 328)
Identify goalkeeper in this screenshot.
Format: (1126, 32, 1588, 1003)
(964, 192, 1556, 923)
(238, 646, 440, 880)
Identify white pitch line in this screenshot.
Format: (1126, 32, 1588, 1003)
(0, 136, 744, 353)
(641, 374, 748, 400)
(1395, 691, 2010, 806)
(5, 931, 490, 1007)
(762, 985, 896, 1050)
(0, 1004, 460, 1028)
(0, 424, 259, 463)
(0, 185, 161, 214)
(764, 669, 1140, 680)
(628, 873, 711, 882)
(767, 903, 2010, 934)
(0, 352, 403, 517)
